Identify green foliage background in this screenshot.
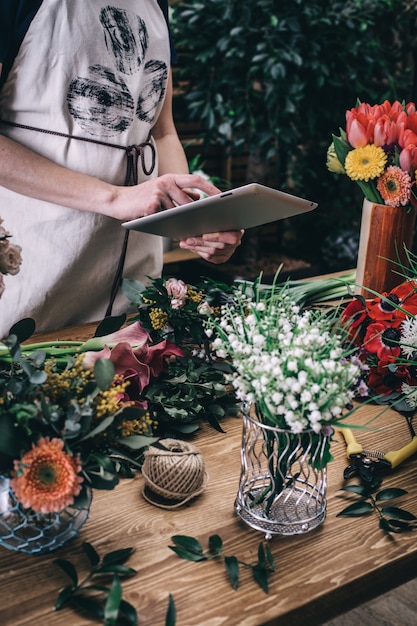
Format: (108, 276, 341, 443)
(171, 0, 417, 270)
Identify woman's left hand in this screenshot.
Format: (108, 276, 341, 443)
(179, 229, 244, 264)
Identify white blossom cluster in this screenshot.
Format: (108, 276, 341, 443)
(399, 317, 417, 408)
(209, 293, 361, 434)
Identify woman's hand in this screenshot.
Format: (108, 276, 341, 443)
(179, 229, 244, 264)
(109, 173, 221, 221)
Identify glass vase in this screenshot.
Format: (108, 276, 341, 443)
(0, 476, 92, 555)
(355, 198, 417, 298)
(235, 408, 329, 539)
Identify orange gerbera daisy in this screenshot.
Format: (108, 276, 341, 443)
(11, 437, 83, 514)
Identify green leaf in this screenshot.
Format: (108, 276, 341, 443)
(264, 543, 275, 572)
(104, 575, 122, 625)
(208, 534, 223, 554)
(122, 279, 146, 304)
(224, 555, 239, 590)
(336, 501, 373, 517)
(102, 547, 135, 566)
(375, 488, 408, 502)
(165, 594, 176, 626)
(252, 563, 269, 594)
(169, 546, 206, 562)
(381, 506, 417, 521)
(170, 535, 204, 555)
(70, 595, 105, 620)
(95, 314, 127, 337)
(54, 585, 74, 610)
(94, 358, 116, 391)
(82, 541, 100, 567)
(119, 599, 138, 626)
(340, 484, 370, 497)
(9, 317, 36, 343)
(53, 559, 78, 586)
(95, 565, 137, 577)
(117, 434, 159, 450)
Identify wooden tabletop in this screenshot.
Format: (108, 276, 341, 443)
(1, 321, 417, 626)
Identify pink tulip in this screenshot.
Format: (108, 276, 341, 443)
(373, 116, 401, 146)
(399, 128, 417, 149)
(399, 144, 417, 173)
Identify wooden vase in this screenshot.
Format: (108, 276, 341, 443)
(355, 198, 417, 297)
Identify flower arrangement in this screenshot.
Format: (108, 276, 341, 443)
(0, 311, 241, 515)
(0, 217, 22, 298)
(123, 275, 236, 349)
(0, 320, 170, 514)
(342, 277, 417, 412)
(327, 99, 417, 209)
(207, 281, 362, 438)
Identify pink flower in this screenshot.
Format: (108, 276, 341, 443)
(165, 278, 188, 300)
(81, 321, 151, 352)
(376, 165, 412, 207)
(0, 241, 22, 275)
(83, 334, 184, 406)
(399, 144, 417, 173)
(373, 116, 402, 147)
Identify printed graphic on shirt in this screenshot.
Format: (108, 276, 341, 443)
(67, 5, 167, 138)
(100, 6, 148, 75)
(137, 60, 168, 123)
(67, 65, 134, 137)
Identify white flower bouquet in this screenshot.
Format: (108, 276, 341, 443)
(208, 282, 362, 437)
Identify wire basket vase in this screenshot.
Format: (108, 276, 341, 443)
(235, 409, 329, 539)
(0, 476, 92, 555)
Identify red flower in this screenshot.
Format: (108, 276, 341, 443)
(367, 359, 410, 395)
(363, 322, 401, 360)
(342, 298, 368, 344)
(366, 280, 417, 323)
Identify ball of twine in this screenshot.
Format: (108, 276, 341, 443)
(142, 439, 208, 509)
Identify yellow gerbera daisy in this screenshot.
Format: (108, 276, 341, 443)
(344, 144, 387, 181)
(11, 437, 83, 514)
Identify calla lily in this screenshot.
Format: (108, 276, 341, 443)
(81, 322, 151, 351)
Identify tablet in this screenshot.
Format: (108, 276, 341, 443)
(122, 182, 317, 239)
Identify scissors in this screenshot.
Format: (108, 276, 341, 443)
(339, 427, 417, 482)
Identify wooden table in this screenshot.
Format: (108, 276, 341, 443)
(1, 321, 417, 626)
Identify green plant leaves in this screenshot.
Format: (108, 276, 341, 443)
(53, 542, 139, 625)
(169, 535, 206, 561)
(169, 534, 275, 594)
(337, 480, 417, 532)
(224, 555, 239, 589)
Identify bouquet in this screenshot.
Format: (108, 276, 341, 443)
(207, 282, 362, 440)
(0, 217, 22, 298)
(327, 99, 417, 209)
(0, 319, 175, 514)
(0, 310, 241, 515)
(122, 275, 236, 349)
(342, 278, 417, 413)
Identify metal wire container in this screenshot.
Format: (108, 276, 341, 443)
(235, 409, 328, 539)
(0, 476, 91, 554)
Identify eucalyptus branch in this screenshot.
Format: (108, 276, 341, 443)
(169, 535, 275, 593)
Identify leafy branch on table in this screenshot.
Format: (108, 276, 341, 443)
(337, 476, 417, 534)
(169, 534, 275, 593)
(54, 541, 176, 625)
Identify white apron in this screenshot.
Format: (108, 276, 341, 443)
(0, 0, 170, 336)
